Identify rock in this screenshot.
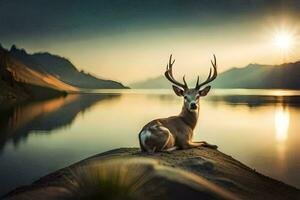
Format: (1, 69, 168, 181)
(3, 148, 300, 200)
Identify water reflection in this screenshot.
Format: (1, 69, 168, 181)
(197, 93, 300, 189)
(275, 106, 289, 143)
(0, 94, 120, 153)
(274, 105, 290, 177)
(1, 90, 300, 195)
(208, 94, 300, 107)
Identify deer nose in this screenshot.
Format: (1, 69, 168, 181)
(190, 102, 198, 110)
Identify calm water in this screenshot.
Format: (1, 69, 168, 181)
(1, 89, 300, 195)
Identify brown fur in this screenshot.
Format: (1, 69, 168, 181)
(139, 54, 218, 153)
(138, 98, 217, 153)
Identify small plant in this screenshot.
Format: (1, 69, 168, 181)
(63, 158, 163, 200)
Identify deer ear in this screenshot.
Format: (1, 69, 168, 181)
(199, 86, 211, 96)
(172, 85, 184, 96)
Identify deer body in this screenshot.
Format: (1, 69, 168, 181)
(139, 55, 218, 153)
(139, 106, 198, 152)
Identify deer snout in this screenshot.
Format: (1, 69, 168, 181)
(189, 102, 198, 110)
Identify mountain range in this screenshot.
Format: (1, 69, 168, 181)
(130, 62, 300, 89)
(9, 45, 126, 89)
(0, 44, 127, 106)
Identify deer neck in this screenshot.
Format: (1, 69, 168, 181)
(179, 105, 199, 130)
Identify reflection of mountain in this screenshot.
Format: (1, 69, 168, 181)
(207, 95, 300, 107)
(0, 94, 120, 152)
(131, 62, 300, 89)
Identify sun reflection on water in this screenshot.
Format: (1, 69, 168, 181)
(275, 106, 289, 143)
(274, 105, 290, 172)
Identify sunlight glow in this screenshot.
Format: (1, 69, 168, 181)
(275, 106, 289, 142)
(273, 30, 294, 52)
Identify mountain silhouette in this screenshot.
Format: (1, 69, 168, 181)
(131, 62, 300, 89)
(0, 46, 70, 107)
(130, 75, 169, 89)
(212, 63, 300, 89)
(9, 45, 127, 89)
(0, 44, 128, 106)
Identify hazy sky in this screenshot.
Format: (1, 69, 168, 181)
(1, 0, 300, 84)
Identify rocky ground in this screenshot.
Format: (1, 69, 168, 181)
(4, 147, 300, 200)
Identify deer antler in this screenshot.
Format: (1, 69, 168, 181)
(164, 54, 188, 90)
(195, 54, 217, 89)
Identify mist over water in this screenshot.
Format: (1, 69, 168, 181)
(1, 89, 300, 195)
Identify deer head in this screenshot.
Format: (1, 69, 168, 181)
(165, 54, 217, 112)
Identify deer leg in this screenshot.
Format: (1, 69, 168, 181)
(144, 146, 157, 155)
(193, 141, 208, 145)
(162, 146, 178, 153)
(185, 142, 206, 149)
(193, 141, 218, 149)
(184, 141, 218, 149)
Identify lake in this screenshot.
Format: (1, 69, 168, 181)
(1, 89, 300, 196)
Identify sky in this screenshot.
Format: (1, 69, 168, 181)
(1, 0, 300, 84)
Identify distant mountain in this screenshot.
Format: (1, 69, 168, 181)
(130, 75, 205, 89)
(211, 63, 300, 89)
(0, 46, 73, 106)
(131, 62, 300, 89)
(9, 45, 127, 89)
(4, 47, 77, 91)
(130, 75, 169, 89)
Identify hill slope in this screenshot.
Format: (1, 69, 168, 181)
(212, 63, 300, 89)
(0, 46, 71, 107)
(130, 75, 169, 89)
(131, 62, 300, 89)
(10, 45, 127, 89)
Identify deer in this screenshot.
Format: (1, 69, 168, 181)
(138, 54, 218, 153)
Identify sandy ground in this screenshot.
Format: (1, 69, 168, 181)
(4, 147, 300, 200)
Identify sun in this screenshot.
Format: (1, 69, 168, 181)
(273, 30, 294, 52)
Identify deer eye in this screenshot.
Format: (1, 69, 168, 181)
(184, 96, 187, 99)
